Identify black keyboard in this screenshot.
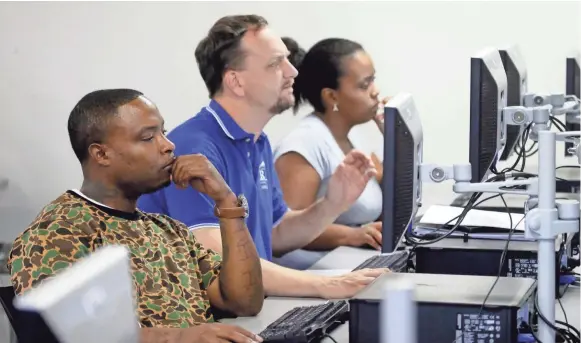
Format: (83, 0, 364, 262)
(258, 300, 349, 343)
(352, 250, 410, 272)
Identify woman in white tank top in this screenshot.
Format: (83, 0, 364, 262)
(272, 37, 389, 269)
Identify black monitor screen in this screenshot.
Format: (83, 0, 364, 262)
(469, 49, 507, 183)
(382, 93, 423, 253)
(565, 57, 580, 156)
(499, 47, 527, 161)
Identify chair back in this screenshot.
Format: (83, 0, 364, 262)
(0, 285, 59, 343)
(0, 285, 16, 328)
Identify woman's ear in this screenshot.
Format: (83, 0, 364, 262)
(320, 88, 338, 112)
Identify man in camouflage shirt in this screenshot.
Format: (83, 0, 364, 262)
(8, 89, 265, 343)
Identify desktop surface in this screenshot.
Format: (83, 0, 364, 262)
(414, 237, 561, 296)
(220, 246, 578, 343)
(351, 272, 535, 307)
(414, 236, 561, 252)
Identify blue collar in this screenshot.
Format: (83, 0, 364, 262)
(206, 100, 266, 142)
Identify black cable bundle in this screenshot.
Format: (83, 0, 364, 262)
(445, 194, 515, 343)
(524, 289, 581, 343)
(498, 115, 568, 174)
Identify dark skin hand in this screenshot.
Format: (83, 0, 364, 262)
(172, 154, 264, 317)
(351, 222, 382, 250)
(275, 152, 383, 251)
(140, 324, 263, 343)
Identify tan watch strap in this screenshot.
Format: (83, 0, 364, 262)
(214, 204, 246, 219)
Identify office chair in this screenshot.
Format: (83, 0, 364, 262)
(0, 286, 18, 338)
(0, 285, 59, 343)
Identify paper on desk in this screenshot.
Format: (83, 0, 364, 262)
(419, 205, 525, 231)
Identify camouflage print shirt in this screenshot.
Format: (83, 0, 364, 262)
(7, 190, 222, 328)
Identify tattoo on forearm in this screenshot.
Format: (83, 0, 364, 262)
(220, 219, 264, 310)
(235, 237, 261, 290)
(236, 237, 254, 261)
(242, 268, 263, 305)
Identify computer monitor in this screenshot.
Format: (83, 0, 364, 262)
(14, 245, 139, 343)
(565, 53, 580, 156)
(469, 48, 508, 182)
(382, 93, 423, 253)
(499, 45, 527, 161)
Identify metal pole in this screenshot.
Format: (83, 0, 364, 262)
(381, 279, 417, 343)
(536, 130, 556, 343)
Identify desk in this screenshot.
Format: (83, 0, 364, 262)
(224, 246, 580, 342)
(224, 162, 580, 341)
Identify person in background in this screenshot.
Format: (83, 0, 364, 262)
(272, 37, 389, 268)
(8, 89, 265, 343)
(138, 14, 388, 297)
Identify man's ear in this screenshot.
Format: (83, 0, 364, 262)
(223, 70, 245, 97)
(320, 88, 338, 112)
(87, 143, 111, 167)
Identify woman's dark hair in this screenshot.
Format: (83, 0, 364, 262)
(282, 37, 363, 113)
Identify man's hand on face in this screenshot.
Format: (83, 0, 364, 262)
(171, 154, 236, 206)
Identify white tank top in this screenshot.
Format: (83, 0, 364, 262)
(273, 114, 383, 226)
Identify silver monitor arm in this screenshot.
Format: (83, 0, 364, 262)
(523, 93, 580, 125)
(419, 108, 580, 343)
(502, 103, 581, 161)
(557, 131, 581, 163)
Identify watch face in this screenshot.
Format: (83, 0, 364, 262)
(238, 194, 249, 217)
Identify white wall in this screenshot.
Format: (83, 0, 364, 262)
(0, 1, 579, 241)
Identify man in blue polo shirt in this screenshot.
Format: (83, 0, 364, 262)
(138, 14, 387, 299)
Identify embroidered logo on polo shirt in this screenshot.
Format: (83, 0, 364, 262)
(258, 161, 268, 190)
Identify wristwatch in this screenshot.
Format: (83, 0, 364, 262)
(213, 194, 249, 219)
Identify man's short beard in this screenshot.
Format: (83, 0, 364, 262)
(269, 98, 294, 115)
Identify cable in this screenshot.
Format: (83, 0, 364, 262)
(526, 148, 539, 158)
(533, 291, 575, 343)
(406, 192, 477, 244)
(558, 298, 572, 341)
(504, 125, 529, 173)
(503, 123, 532, 173)
(407, 172, 535, 246)
(408, 193, 501, 241)
(557, 319, 580, 342)
(451, 194, 514, 343)
(551, 116, 567, 132)
(406, 191, 482, 246)
(529, 326, 544, 343)
(556, 165, 581, 170)
(322, 333, 338, 343)
(505, 115, 567, 172)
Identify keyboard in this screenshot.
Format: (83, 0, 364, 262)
(258, 300, 349, 343)
(352, 250, 410, 272)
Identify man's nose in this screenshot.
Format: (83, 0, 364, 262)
(284, 58, 299, 78)
(161, 134, 175, 153)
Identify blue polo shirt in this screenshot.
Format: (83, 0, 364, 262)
(137, 100, 289, 260)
